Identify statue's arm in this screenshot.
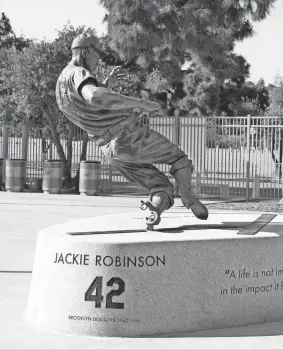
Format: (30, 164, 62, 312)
(101, 77, 111, 88)
(80, 82, 160, 112)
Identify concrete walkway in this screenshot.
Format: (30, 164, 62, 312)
(1, 192, 283, 348)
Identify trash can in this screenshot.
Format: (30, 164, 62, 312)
(42, 160, 63, 194)
(5, 159, 26, 192)
(79, 161, 101, 196)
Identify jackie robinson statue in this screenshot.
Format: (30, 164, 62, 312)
(55, 33, 209, 230)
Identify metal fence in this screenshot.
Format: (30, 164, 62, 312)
(1, 115, 283, 199)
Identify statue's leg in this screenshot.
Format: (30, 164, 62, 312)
(99, 129, 175, 219)
(170, 162, 208, 220)
(105, 157, 174, 218)
(132, 127, 208, 220)
(106, 157, 174, 229)
(99, 124, 208, 221)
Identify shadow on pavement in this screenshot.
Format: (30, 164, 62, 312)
(68, 222, 283, 236)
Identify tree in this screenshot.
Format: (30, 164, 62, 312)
(0, 13, 31, 120)
(264, 75, 283, 178)
(0, 13, 13, 49)
(218, 78, 270, 117)
(101, 0, 276, 114)
(101, 0, 277, 80)
(177, 64, 219, 116)
(3, 40, 68, 154)
(0, 12, 31, 58)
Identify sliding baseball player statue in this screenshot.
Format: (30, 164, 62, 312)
(56, 33, 208, 230)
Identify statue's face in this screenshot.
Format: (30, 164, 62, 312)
(86, 47, 101, 71)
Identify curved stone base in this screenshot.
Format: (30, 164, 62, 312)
(6, 188, 24, 193)
(25, 211, 283, 337)
(43, 190, 61, 194)
(80, 191, 98, 196)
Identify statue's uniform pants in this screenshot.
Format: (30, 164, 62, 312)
(99, 118, 193, 208)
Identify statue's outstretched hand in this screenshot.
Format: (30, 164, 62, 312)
(107, 66, 126, 88)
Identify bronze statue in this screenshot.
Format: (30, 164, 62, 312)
(56, 33, 208, 230)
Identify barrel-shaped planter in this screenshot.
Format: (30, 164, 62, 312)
(79, 161, 101, 196)
(42, 160, 63, 194)
(5, 159, 26, 192)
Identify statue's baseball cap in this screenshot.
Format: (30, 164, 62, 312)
(71, 33, 105, 57)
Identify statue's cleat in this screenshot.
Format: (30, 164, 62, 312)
(140, 192, 171, 230)
(182, 197, 209, 220)
(173, 165, 208, 220)
(140, 200, 161, 231)
(146, 211, 161, 231)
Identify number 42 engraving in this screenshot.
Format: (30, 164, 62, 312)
(85, 277, 125, 309)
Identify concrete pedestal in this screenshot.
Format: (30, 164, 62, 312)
(25, 211, 283, 337)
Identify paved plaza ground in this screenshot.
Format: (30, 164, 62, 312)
(1, 192, 283, 348)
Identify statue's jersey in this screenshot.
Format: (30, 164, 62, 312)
(55, 63, 134, 139)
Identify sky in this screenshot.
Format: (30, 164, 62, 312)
(0, 0, 282, 85)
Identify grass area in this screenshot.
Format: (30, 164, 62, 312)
(207, 200, 283, 212)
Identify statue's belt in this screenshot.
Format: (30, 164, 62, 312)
(97, 117, 140, 147)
